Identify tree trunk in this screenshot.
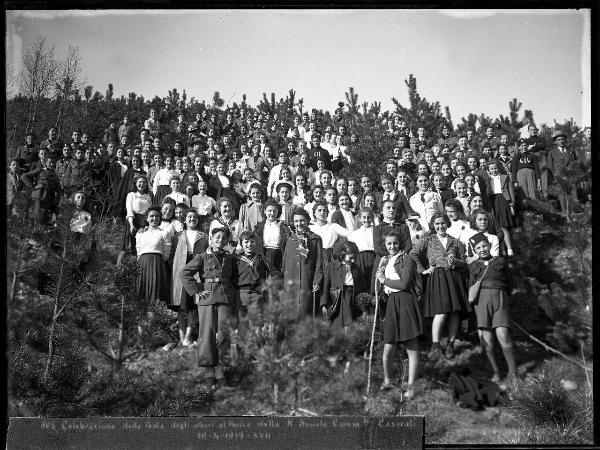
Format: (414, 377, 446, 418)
(42, 232, 67, 385)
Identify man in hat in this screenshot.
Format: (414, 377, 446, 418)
(308, 134, 332, 171)
(480, 127, 500, 154)
(103, 119, 119, 145)
(16, 132, 38, 171)
(118, 115, 134, 144)
(547, 130, 578, 216)
(40, 126, 61, 156)
(438, 124, 458, 152)
(526, 124, 548, 197)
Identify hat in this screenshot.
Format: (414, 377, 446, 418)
(276, 181, 293, 192)
(469, 232, 489, 249)
(517, 138, 528, 146)
(552, 130, 567, 141)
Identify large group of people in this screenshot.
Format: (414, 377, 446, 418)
(8, 103, 592, 396)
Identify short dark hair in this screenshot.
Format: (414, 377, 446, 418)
(312, 199, 328, 215)
(211, 226, 230, 238)
(292, 208, 311, 222)
(146, 205, 162, 218)
(264, 198, 281, 216)
(239, 230, 258, 242)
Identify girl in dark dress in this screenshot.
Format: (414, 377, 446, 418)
(375, 231, 423, 399)
(416, 212, 469, 360)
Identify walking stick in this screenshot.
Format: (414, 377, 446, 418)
(313, 291, 316, 319)
(366, 279, 380, 396)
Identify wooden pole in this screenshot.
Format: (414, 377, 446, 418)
(366, 281, 380, 396)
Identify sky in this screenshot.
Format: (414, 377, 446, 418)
(6, 9, 591, 127)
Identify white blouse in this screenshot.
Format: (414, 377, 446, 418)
(340, 209, 356, 231)
(447, 219, 476, 247)
(126, 191, 152, 219)
(263, 220, 282, 248)
(135, 226, 171, 258)
(348, 226, 374, 252)
(309, 222, 349, 248)
(409, 191, 444, 231)
(191, 194, 216, 215)
(164, 192, 190, 207)
(490, 174, 503, 194)
(185, 229, 201, 253)
(153, 168, 179, 193)
(383, 253, 402, 294)
(218, 174, 230, 188)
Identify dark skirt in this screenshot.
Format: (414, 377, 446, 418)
(357, 250, 375, 293)
(121, 213, 147, 252)
(383, 291, 423, 344)
(423, 267, 471, 319)
(330, 285, 357, 332)
(264, 247, 283, 271)
(490, 194, 517, 228)
(137, 253, 169, 304)
(154, 185, 172, 206)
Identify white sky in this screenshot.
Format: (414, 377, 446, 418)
(6, 9, 591, 127)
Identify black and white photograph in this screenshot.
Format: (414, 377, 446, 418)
(5, 7, 594, 448)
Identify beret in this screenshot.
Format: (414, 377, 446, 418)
(469, 232, 489, 248)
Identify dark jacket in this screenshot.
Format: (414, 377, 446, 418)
(180, 249, 235, 306)
(468, 256, 512, 293)
(331, 209, 355, 229)
(308, 145, 332, 171)
(374, 191, 414, 223)
(320, 260, 366, 308)
(22, 168, 61, 204)
(253, 220, 292, 254)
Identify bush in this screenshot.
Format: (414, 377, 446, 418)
(508, 367, 593, 445)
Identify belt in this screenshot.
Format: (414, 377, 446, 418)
(264, 246, 282, 250)
(238, 285, 260, 290)
(205, 278, 221, 283)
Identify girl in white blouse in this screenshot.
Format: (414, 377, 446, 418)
(191, 180, 217, 226)
(164, 176, 190, 207)
(170, 209, 208, 347)
(117, 175, 152, 266)
(309, 200, 349, 267)
(347, 207, 376, 289)
(152, 156, 178, 205)
(409, 174, 444, 231)
(135, 205, 172, 305)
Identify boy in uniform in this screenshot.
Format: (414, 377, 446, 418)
(234, 231, 281, 328)
(181, 227, 236, 387)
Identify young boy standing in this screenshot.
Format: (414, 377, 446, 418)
(234, 231, 281, 328)
(181, 227, 236, 387)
